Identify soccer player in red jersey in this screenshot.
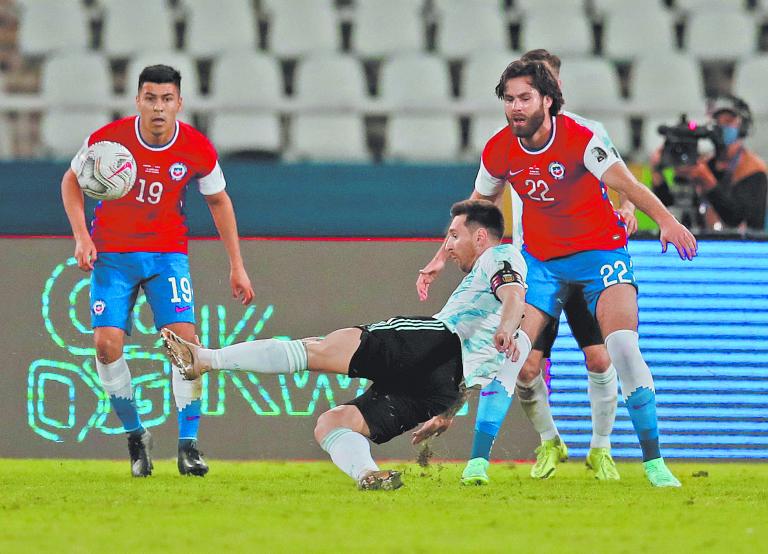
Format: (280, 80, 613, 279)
(61, 65, 254, 477)
(422, 60, 696, 487)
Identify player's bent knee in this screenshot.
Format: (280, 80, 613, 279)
(314, 405, 360, 444)
(94, 333, 124, 363)
(584, 346, 612, 373)
(519, 354, 541, 381)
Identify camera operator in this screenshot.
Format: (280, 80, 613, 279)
(652, 95, 767, 232)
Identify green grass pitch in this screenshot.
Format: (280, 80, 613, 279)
(2, 459, 766, 553)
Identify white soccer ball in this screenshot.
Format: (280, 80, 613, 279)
(77, 141, 137, 201)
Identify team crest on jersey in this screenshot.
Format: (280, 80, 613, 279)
(92, 300, 106, 316)
(548, 161, 565, 180)
(169, 162, 188, 181)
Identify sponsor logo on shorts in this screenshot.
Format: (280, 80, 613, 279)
(591, 146, 608, 163)
(92, 300, 106, 315)
(169, 162, 188, 181)
(480, 390, 499, 397)
(548, 161, 565, 180)
(175, 305, 191, 313)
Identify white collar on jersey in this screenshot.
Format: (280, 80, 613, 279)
(134, 116, 180, 151)
(517, 116, 556, 155)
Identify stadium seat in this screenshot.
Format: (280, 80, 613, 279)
(385, 115, 461, 161)
(601, 3, 676, 61)
(102, 0, 175, 58)
(629, 54, 705, 117)
(208, 51, 284, 110)
(734, 56, 768, 116)
(433, 1, 510, 58)
(289, 114, 369, 161)
(685, 11, 757, 61)
(124, 52, 201, 105)
(40, 109, 112, 158)
(181, 0, 258, 56)
(17, 0, 89, 56)
(518, 9, 594, 57)
(262, 0, 339, 58)
(468, 114, 506, 157)
(557, 57, 626, 115)
(596, 114, 633, 155)
(292, 54, 368, 112)
(461, 49, 520, 115)
(674, 0, 747, 14)
(378, 54, 453, 112)
(351, 0, 425, 58)
(208, 113, 281, 156)
(746, 115, 768, 161)
(513, 0, 586, 14)
(40, 51, 112, 109)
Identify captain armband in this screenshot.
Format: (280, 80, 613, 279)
(490, 261, 525, 301)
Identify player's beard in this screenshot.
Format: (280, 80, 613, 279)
(508, 103, 547, 139)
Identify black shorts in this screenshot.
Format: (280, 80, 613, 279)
(345, 316, 463, 444)
(533, 287, 603, 357)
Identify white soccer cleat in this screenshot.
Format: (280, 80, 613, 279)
(161, 328, 208, 380)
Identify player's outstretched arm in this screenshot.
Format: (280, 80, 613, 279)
(61, 169, 97, 271)
(494, 284, 526, 361)
(602, 163, 697, 260)
(204, 190, 255, 305)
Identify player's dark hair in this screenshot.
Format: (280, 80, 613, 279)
(495, 60, 563, 117)
(451, 200, 504, 240)
(138, 64, 182, 92)
(521, 49, 561, 76)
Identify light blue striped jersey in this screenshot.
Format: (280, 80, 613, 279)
(433, 244, 527, 388)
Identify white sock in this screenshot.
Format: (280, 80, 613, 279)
(605, 330, 655, 400)
(172, 363, 202, 410)
(204, 339, 308, 374)
(515, 373, 558, 441)
(320, 427, 379, 482)
(95, 356, 132, 399)
(587, 365, 617, 449)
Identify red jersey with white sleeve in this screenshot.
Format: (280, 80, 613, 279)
(475, 113, 627, 261)
(70, 116, 225, 254)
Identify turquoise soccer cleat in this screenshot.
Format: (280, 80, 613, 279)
(643, 458, 682, 487)
(461, 457, 490, 486)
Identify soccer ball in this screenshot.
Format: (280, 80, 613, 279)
(76, 141, 137, 201)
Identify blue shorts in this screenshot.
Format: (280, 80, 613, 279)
(523, 247, 637, 318)
(90, 252, 195, 334)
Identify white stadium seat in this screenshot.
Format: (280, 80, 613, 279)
(351, 0, 425, 58)
(468, 114, 506, 157)
(17, 0, 89, 56)
(378, 54, 453, 112)
(124, 52, 201, 105)
(209, 51, 284, 110)
(597, 114, 633, 155)
(434, 1, 510, 58)
(208, 113, 282, 156)
(557, 56, 625, 114)
(264, 0, 339, 57)
(518, 9, 594, 57)
(293, 54, 368, 112)
(102, 0, 175, 57)
(629, 54, 705, 117)
(41, 110, 112, 158)
(289, 114, 369, 161)
(602, 3, 676, 61)
(41, 51, 112, 109)
(513, 0, 586, 14)
(182, 0, 258, 57)
(674, 0, 747, 14)
(734, 56, 768, 116)
(686, 11, 757, 61)
(386, 115, 461, 161)
(461, 49, 520, 115)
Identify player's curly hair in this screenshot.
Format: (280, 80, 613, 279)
(495, 60, 563, 117)
(450, 200, 504, 240)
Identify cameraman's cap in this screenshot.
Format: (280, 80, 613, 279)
(708, 95, 749, 118)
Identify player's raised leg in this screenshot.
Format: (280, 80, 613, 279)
(597, 283, 680, 487)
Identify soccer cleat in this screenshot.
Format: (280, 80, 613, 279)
(586, 447, 621, 481)
(530, 436, 568, 479)
(178, 440, 209, 477)
(358, 470, 403, 491)
(161, 328, 208, 380)
(461, 457, 490, 486)
(127, 430, 153, 477)
(643, 458, 682, 488)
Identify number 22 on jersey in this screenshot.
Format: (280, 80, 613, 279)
(525, 179, 554, 202)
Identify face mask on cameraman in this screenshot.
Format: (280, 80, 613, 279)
(718, 124, 741, 147)
(709, 95, 752, 151)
